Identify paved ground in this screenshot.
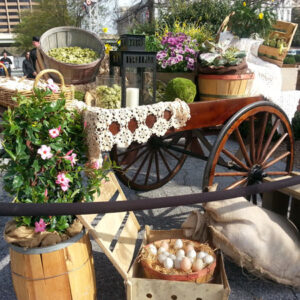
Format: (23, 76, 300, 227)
(0, 147, 300, 299)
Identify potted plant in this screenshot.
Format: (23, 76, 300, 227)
(197, 41, 254, 101)
(1, 89, 113, 300)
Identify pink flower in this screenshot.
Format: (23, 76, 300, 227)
(60, 184, 69, 191)
(49, 125, 61, 138)
(47, 79, 59, 93)
(84, 121, 87, 129)
(56, 172, 70, 186)
(64, 150, 77, 167)
(37, 145, 53, 160)
(34, 218, 46, 233)
(91, 160, 100, 169)
(44, 189, 48, 197)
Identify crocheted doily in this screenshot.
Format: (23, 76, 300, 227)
(69, 99, 191, 164)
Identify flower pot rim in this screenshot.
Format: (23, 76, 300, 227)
(8, 229, 85, 254)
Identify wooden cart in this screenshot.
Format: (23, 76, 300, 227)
(109, 96, 294, 198)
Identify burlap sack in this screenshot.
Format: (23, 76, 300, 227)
(182, 197, 300, 287)
(4, 218, 83, 248)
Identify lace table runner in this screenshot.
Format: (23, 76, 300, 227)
(69, 99, 191, 164)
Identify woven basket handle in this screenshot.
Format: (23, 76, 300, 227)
(0, 62, 9, 77)
(216, 11, 235, 43)
(34, 69, 66, 90)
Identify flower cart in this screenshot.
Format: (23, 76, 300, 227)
(106, 96, 294, 198)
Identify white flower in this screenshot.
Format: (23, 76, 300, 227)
(37, 145, 53, 160)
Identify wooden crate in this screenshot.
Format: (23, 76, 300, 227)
(78, 172, 230, 300)
(258, 20, 298, 67)
(263, 172, 300, 231)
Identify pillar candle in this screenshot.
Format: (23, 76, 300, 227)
(126, 88, 139, 108)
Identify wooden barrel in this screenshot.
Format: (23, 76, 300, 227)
(198, 73, 254, 101)
(39, 26, 105, 85)
(9, 230, 97, 300)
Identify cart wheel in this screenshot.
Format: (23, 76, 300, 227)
(110, 132, 189, 191)
(202, 101, 294, 201)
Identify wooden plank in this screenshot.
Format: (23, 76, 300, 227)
(78, 171, 141, 281)
(112, 211, 139, 273)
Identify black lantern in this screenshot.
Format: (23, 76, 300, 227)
(109, 34, 157, 108)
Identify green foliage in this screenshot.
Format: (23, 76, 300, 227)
(0, 90, 114, 233)
(292, 7, 300, 47)
(283, 55, 296, 65)
(14, 0, 77, 50)
(198, 41, 246, 68)
(292, 112, 300, 140)
(158, 0, 232, 35)
(164, 78, 196, 103)
(74, 90, 85, 101)
(229, 1, 277, 39)
(294, 54, 300, 63)
(130, 21, 157, 36)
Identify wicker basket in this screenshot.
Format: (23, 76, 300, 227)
(0, 68, 74, 108)
(140, 239, 217, 283)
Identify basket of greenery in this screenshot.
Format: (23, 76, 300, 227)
(197, 41, 254, 101)
(1, 89, 113, 299)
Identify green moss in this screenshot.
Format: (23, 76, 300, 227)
(164, 77, 196, 103)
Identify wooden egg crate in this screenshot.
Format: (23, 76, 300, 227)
(78, 172, 230, 300)
(258, 20, 298, 67)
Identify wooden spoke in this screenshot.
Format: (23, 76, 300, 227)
(235, 128, 252, 166)
(144, 152, 154, 185)
(265, 171, 289, 176)
(215, 172, 248, 177)
(162, 147, 181, 161)
(261, 133, 288, 165)
(258, 118, 281, 163)
(131, 151, 152, 183)
(155, 151, 160, 182)
(250, 116, 256, 163)
(256, 112, 269, 162)
(158, 149, 171, 173)
(123, 148, 148, 172)
(262, 151, 290, 169)
(222, 148, 250, 171)
(225, 178, 248, 190)
(116, 143, 145, 157)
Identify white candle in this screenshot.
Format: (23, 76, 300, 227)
(126, 88, 139, 108)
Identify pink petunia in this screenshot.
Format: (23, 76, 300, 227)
(37, 145, 53, 160)
(49, 125, 61, 138)
(56, 172, 70, 186)
(34, 218, 46, 233)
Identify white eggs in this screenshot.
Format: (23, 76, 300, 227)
(204, 254, 214, 265)
(187, 249, 197, 262)
(158, 253, 167, 264)
(174, 257, 183, 269)
(169, 254, 176, 260)
(174, 239, 183, 249)
(164, 257, 174, 269)
(158, 246, 167, 254)
(176, 249, 185, 258)
(180, 257, 192, 271)
(197, 251, 208, 259)
(192, 259, 205, 272)
(148, 244, 157, 255)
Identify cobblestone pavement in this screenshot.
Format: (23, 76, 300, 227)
(0, 154, 300, 300)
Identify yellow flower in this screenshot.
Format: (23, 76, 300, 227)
(117, 40, 121, 46)
(243, 1, 246, 7)
(258, 12, 264, 19)
(102, 27, 108, 33)
(105, 44, 112, 54)
(32, 122, 37, 127)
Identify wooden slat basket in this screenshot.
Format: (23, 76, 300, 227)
(78, 172, 230, 300)
(0, 68, 74, 108)
(258, 20, 298, 67)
